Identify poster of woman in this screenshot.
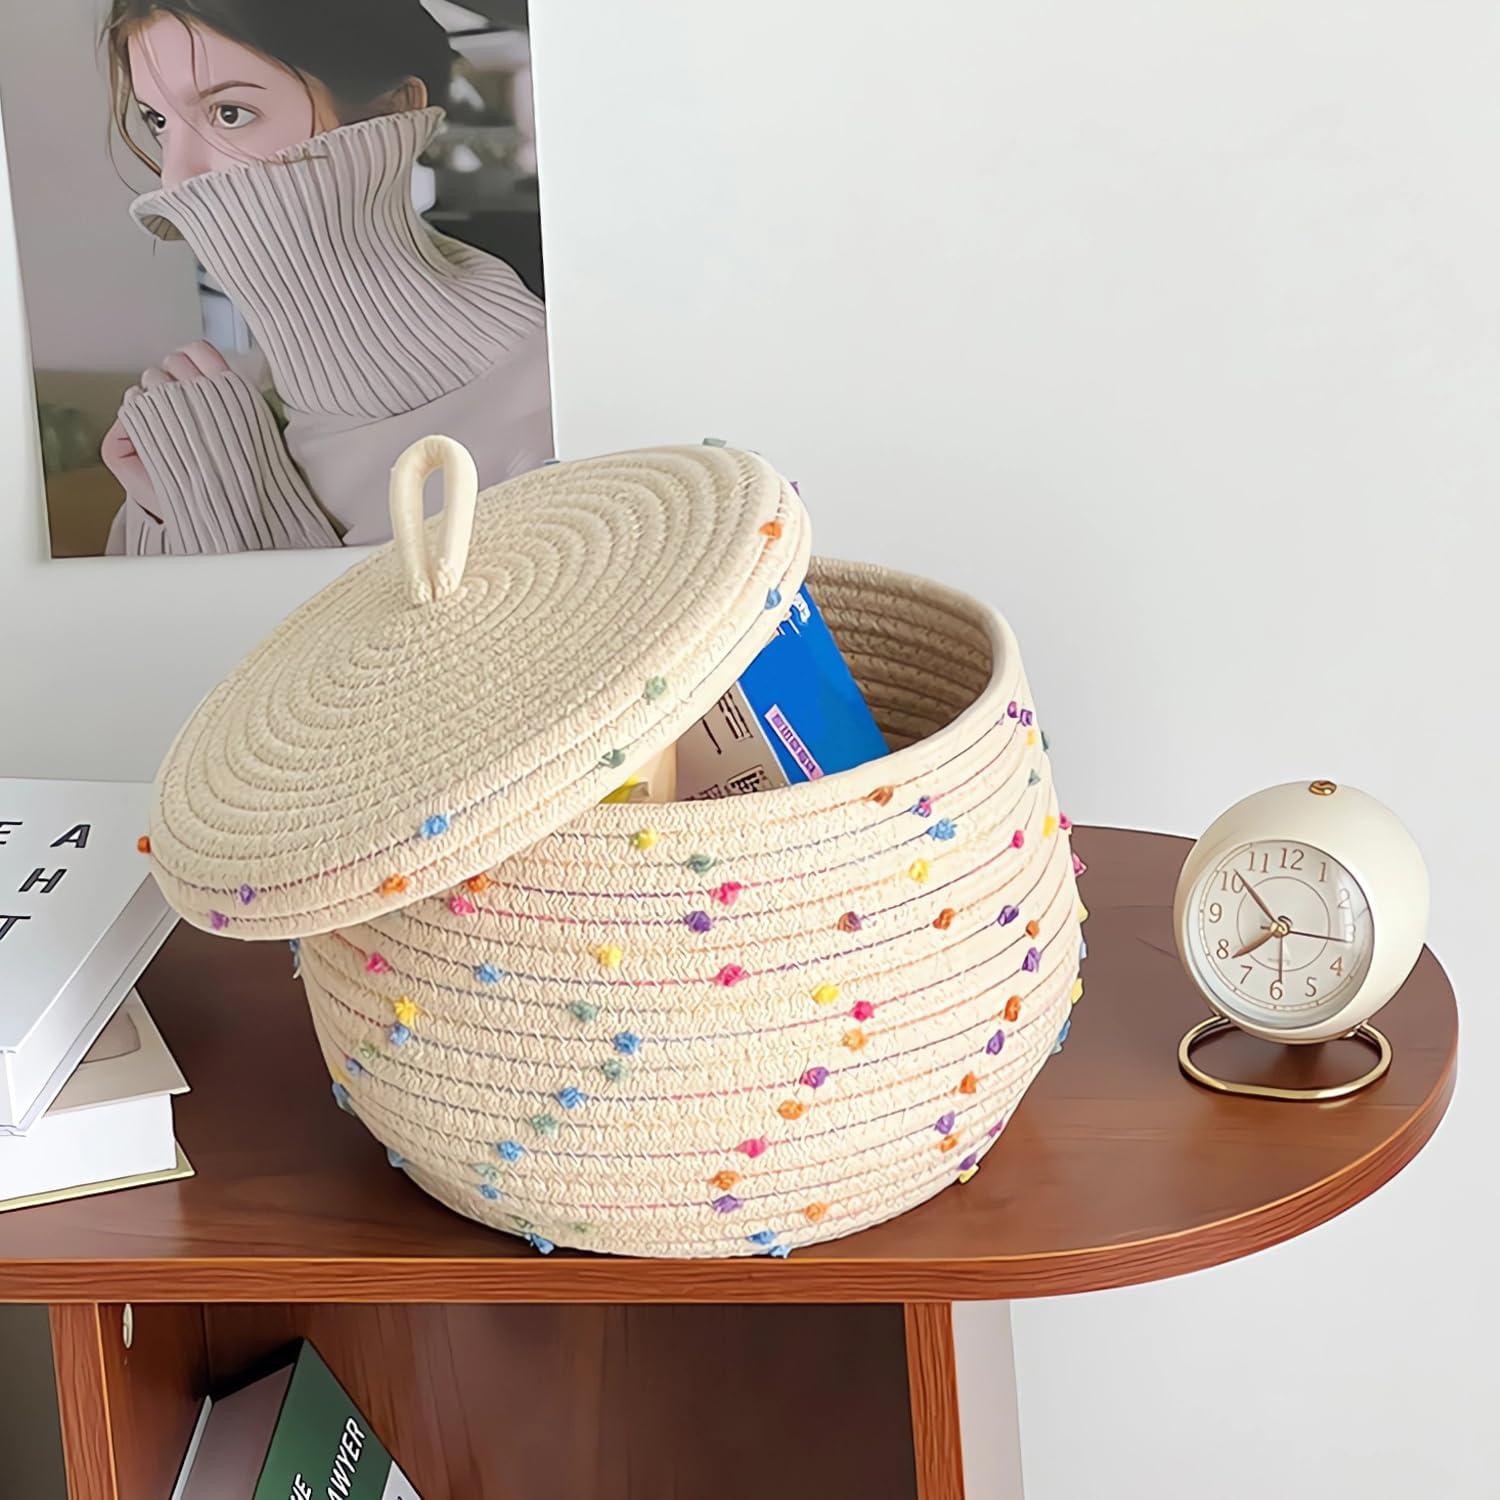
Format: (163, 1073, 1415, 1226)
(0, 0, 553, 557)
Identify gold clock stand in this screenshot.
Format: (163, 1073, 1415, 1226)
(1178, 1017, 1393, 1102)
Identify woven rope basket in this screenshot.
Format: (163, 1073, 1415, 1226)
(149, 442, 1084, 1258)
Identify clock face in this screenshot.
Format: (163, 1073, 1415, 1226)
(1189, 840, 1374, 1031)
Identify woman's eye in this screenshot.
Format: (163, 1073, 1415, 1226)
(137, 105, 168, 136)
(212, 103, 257, 129)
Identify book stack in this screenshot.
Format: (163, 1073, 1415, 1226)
(0, 778, 186, 1211)
(174, 1341, 422, 1499)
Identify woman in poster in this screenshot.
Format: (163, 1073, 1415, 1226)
(99, 0, 553, 554)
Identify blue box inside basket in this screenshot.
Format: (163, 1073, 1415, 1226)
(675, 588, 889, 799)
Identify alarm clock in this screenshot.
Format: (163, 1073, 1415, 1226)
(1172, 780, 1429, 1100)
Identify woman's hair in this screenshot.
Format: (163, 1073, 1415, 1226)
(103, 0, 454, 172)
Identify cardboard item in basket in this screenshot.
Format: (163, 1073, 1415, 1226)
(0, 778, 176, 1133)
(145, 439, 1085, 1260)
(173, 1340, 421, 1499)
(0, 989, 189, 1209)
(676, 586, 888, 799)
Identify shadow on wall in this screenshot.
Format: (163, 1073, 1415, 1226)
(0, 1306, 65, 1496)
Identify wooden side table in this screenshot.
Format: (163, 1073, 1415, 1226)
(0, 828, 1457, 1499)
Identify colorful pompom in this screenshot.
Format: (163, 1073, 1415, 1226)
(475, 962, 504, 984)
(812, 983, 841, 1006)
(714, 964, 748, 986)
(934, 907, 956, 930)
(1023, 947, 1040, 973)
(801, 1066, 829, 1089)
(739, 1137, 769, 1158)
(420, 814, 450, 838)
(630, 828, 659, 851)
(596, 943, 624, 968)
(685, 910, 714, 933)
(449, 894, 477, 916)
(712, 881, 744, 907)
(851, 1000, 875, 1022)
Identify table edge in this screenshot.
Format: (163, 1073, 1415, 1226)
(0, 1029, 1454, 1306)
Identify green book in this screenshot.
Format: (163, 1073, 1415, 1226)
(173, 1340, 420, 1500)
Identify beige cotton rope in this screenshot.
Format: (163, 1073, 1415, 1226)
(300, 558, 1085, 1258)
(148, 441, 811, 935)
(147, 440, 1084, 1258)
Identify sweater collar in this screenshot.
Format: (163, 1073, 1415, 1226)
(131, 107, 445, 244)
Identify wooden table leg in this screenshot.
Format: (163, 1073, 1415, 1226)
(49, 1305, 117, 1500)
(905, 1302, 967, 1500)
(50, 1301, 207, 1500)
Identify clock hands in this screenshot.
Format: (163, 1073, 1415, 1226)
(1237, 872, 1277, 924)
(1233, 928, 1281, 958)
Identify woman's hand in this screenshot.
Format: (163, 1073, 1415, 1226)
(102, 341, 235, 516)
(137, 339, 233, 391)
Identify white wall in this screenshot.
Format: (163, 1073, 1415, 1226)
(2, 3, 1494, 1497)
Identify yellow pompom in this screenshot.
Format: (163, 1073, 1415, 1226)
(1070, 976, 1084, 1004)
(908, 859, 931, 884)
(596, 943, 624, 968)
(1077, 900, 1089, 923)
(630, 829, 659, 851)
(1043, 814, 1058, 838)
(392, 997, 420, 1027)
(1027, 729, 1038, 747)
(812, 983, 841, 1006)
(957, 1167, 978, 1184)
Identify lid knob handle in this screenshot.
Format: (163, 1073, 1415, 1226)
(389, 435, 480, 606)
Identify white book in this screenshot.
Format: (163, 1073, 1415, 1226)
(0, 990, 188, 1204)
(0, 778, 177, 1134)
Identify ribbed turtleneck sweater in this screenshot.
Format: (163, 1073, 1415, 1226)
(113, 108, 552, 551)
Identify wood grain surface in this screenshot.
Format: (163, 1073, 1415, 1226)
(904, 1304, 965, 1500)
(0, 828, 1457, 1305)
(195, 1302, 918, 1500)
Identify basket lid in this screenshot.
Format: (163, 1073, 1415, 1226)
(148, 439, 811, 938)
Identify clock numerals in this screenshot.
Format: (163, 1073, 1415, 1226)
(1194, 839, 1372, 1030)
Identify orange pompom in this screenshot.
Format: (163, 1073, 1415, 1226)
(136, 835, 151, 854)
(380, 874, 409, 896)
(710, 1170, 741, 1192)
